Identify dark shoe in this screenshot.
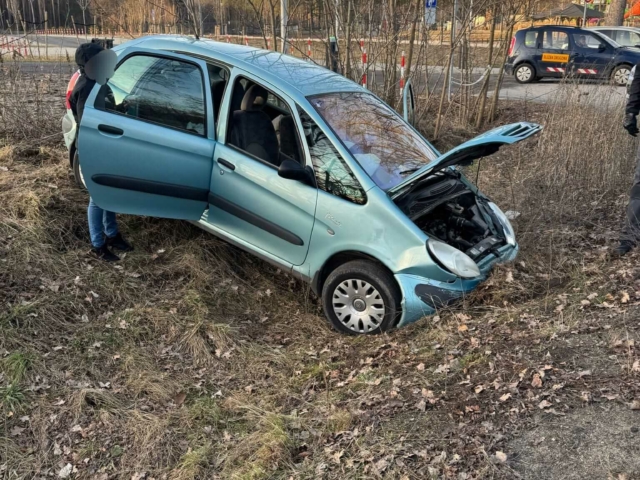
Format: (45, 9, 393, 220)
(91, 245, 120, 262)
(106, 233, 133, 252)
(612, 241, 634, 257)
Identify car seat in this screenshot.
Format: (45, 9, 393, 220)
(228, 85, 279, 166)
(272, 114, 300, 162)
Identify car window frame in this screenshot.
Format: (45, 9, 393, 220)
(219, 68, 311, 171)
(94, 50, 210, 138)
(295, 102, 368, 205)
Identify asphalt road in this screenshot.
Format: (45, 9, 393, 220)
(5, 60, 628, 105)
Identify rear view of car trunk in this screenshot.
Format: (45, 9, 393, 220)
(394, 169, 508, 265)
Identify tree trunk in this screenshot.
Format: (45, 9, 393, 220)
(344, 0, 351, 79)
(605, 0, 626, 26)
(475, 10, 497, 128)
(489, 21, 514, 123)
(433, 48, 453, 141)
(269, 0, 278, 51)
(405, 0, 421, 80)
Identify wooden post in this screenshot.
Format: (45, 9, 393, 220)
(45, 10, 49, 59)
(71, 15, 80, 45)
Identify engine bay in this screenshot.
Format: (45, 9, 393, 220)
(394, 170, 506, 262)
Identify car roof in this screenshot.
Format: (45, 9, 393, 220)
(114, 35, 363, 98)
(590, 26, 640, 31)
(522, 25, 582, 31)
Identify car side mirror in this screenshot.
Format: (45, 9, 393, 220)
(635, 44, 640, 49)
(598, 44, 607, 52)
(278, 159, 314, 186)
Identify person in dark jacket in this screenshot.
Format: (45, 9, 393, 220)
(70, 42, 132, 262)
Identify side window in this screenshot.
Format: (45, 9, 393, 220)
(524, 31, 538, 48)
(599, 30, 615, 42)
(96, 54, 206, 135)
(226, 76, 303, 167)
(542, 30, 569, 50)
(617, 31, 640, 47)
(573, 33, 605, 49)
(297, 106, 366, 205)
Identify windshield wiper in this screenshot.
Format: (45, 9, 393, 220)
(398, 167, 422, 176)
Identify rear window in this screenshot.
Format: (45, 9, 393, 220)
(524, 31, 538, 48)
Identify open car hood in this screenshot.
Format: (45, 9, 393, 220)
(388, 122, 542, 197)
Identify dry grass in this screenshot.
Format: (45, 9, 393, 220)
(1, 69, 640, 479)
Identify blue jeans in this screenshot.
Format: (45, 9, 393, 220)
(88, 197, 118, 248)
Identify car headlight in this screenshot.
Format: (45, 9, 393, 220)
(488, 202, 516, 246)
(427, 239, 481, 279)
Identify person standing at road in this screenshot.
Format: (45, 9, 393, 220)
(70, 42, 133, 262)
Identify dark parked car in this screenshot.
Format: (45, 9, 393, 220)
(505, 25, 640, 86)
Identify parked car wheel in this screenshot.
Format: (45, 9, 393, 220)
(514, 63, 536, 84)
(322, 260, 401, 335)
(72, 150, 86, 189)
(612, 64, 632, 86)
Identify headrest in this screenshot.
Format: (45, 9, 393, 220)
(272, 115, 283, 132)
(241, 85, 268, 111)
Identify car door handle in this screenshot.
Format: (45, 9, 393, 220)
(218, 158, 236, 171)
(98, 124, 124, 136)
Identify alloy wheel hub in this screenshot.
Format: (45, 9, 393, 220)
(332, 279, 385, 333)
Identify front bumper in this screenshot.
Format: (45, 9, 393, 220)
(395, 243, 518, 328)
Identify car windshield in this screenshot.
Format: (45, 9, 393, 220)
(308, 92, 438, 190)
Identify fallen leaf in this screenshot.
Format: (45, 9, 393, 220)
(10, 426, 24, 436)
(505, 271, 514, 283)
(421, 388, 435, 399)
(173, 392, 187, 406)
(416, 363, 425, 371)
(538, 399, 552, 409)
(633, 360, 640, 372)
(375, 458, 389, 472)
(499, 393, 511, 402)
(58, 464, 72, 478)
(578, 370, 592, 378)
(631, 400, 640, 410)
(458, 324, 468, 333)
(495, 451, 507, 463)
(621, 291, 630, 304)
(531, 373, 543, 389)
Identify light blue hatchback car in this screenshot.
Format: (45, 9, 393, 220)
(62, 35, 541, 335)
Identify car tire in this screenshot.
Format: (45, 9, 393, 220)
(514, 63, 536, 84)
(321, 260, 401, 335)
(72, 150, 86, 189)
(612, 64, 632, 87)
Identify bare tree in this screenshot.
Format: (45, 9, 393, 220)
(75, 0, 89, 37)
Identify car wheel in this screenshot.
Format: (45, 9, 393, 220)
(612, 64, 632, 86)
(322, 260, 401, 335)
(514, 63, 535, 84)
(72, 150, 86, 189)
